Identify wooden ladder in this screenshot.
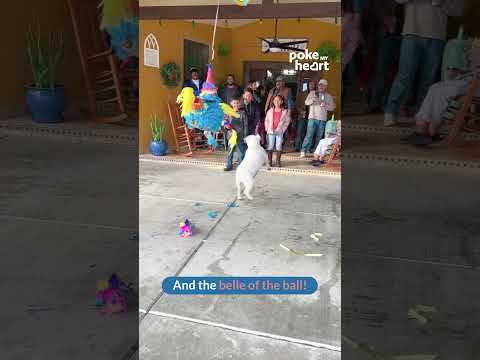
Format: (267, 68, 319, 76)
(67, 0, 128, 123)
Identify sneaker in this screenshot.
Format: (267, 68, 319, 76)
(400, 132, 424, 143)
(300, 152, 306, 158)
(384, 113, 398, 127)
(312, 160, 325, 167)
(412, 134, 433, 146)
(224, 167, 233, 171)
(431, 134, 443, 143)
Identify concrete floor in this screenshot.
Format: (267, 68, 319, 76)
(139, 161, 341, 359)
(342, 158, 480, 359)
(0, 133, 138, 360)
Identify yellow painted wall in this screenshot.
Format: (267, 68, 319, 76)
(3, 0, 86, 116)
(139, 19, 341, 154)
(230, 19, 341, 118)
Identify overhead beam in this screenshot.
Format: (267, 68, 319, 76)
(139, 3, 341, 20)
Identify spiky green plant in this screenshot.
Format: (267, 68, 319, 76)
(26, 21, 64, 90)
(149, 113, 166, 142)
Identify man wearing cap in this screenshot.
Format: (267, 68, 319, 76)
(265, 76, 293, 114)
(300, 79, 335, 158)
(183, 67, 205, 97)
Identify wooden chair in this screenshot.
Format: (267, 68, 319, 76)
(325, 120, 341, 168)
(67, 0, 127, 123)
(215, 131, 227, 151)
(325, 133, 341, 167)
(444, 73, 480, 145)
(167, 102, 195, 156)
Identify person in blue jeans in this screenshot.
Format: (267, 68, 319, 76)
(224, 97, 247, 171)
(294, 80, 316, 151)
(367, 0, 403, 112)
(300, 79, 335, 158)
(384, 0, 465, 126)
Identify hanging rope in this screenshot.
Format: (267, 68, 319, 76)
(211, 0, 220, 62)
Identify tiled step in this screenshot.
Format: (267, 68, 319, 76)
(344, 122, 480, 141)
(0, 119, 137, 145)
(139, 154, 340, 177)
(343, 151, 480, 170)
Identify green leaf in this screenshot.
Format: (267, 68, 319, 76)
(315, 40, 341, 63)
(26, 18, 64, 89)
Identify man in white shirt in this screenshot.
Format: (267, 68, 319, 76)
(300, 79, 335, 158)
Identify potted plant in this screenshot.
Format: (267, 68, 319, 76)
(26, 22, 66, 123)
(315, 41, 341, 63)
(149, 113, 168, 156)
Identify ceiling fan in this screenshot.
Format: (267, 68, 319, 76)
(259, 18, 308, 53)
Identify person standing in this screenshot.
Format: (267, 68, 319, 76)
(219, 74, 243, 105)
(265, 76, 293, 114)
(183, 67, 204, 96)
(300, 79, 335, 158)
(264, 95, 291, 167)
(384, 0, 465, 126)
(241, 89, 261, 137)
(224, 97, 248, 172)
(295, 80, 317, 152)
(254, 85, 267, 147)
(368, 0, 404, 112)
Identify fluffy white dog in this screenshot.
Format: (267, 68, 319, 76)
(236, 135, 269, 200)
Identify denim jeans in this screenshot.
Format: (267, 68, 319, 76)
(226, 140, 246, 168)
(267, 133, 284, 151)
(385, 35, 445, 116)
(369, 34, 402, 110)
(301, 119, 326, 152)
(295, 118, 308, 151)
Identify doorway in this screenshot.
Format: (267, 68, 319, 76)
(243, 61, 323, 102)
(183, 39, 210, 81)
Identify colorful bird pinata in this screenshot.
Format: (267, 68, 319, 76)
(177, 64, 239, 148)
(99, 0, 139, 61)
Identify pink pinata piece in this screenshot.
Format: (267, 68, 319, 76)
(99, 288, 127, 315)
(179, 218, 193, 237)
(201, 64, 217, 92)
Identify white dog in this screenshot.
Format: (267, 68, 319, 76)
(236, 135, 269, 200)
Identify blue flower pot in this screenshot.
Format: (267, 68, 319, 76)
(150, 140, 168, 156)
(26, 86, 66, 123)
